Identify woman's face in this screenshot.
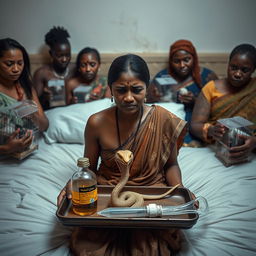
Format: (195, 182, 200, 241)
(79, 53, 100, 82)
(111, 71, 147, 115)
(0, 48, 24, 82)
(170, 50, 194, 78)
(51, 43, 71, 70)
(227, 53, 255, 88)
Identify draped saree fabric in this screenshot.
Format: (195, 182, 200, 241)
(205, 78, 256, 132)
(97, 105, 187, 186)
(71, 105, 187, 256)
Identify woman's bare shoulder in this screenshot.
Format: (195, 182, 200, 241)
(87, 106, 115, 128)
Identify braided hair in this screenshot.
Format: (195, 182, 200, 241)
(45, 26, 70, 49)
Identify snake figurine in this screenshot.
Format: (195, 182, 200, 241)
(111, 150, 180, 207)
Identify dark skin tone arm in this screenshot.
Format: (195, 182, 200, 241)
(190, 91, 256, 157)
(31, 87, 49, 131)
(57, 114, 100, 206)
(190, 92, 225, 141)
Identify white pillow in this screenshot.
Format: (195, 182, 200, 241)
(43, 100, 185, 144)
(151, 102, 185, 120)
(44, 99, 112, 144)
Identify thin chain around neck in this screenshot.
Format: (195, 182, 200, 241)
(53, 67, 69, 80)
(115, 106, 143, 152)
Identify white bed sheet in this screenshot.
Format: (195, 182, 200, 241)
(0, 102, 256, 255)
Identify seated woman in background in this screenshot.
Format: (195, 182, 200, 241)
(58, 54, 193, 256)
(33, 26, 74, 109)
(190, 43, 256, 156)
(0, 38, 49, 155)
(65, 47, 110, 105)
(147, 39, 218, 146)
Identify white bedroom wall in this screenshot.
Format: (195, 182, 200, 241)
(0, 0, 255, 54)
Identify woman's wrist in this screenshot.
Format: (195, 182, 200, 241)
(202, 123, 214, 143)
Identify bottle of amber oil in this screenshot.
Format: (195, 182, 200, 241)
(71, 157, 98, 216)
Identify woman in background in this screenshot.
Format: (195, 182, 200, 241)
(190, 43, 256, 155)
(147, 39, 218, 146)
(33, 26, 74, 109)
(0, 38, 48, 155)
(65, 47, 110, 105)
(58, 54, 192, 256)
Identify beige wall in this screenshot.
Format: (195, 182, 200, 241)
(29, 52, 229, 79)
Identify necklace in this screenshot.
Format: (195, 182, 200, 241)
(53, 67, 69, 80)
(115, 106, 143, 152)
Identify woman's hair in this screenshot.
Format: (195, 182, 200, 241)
(169, 39, 202, 87)
(74, 47, 101, 77)
(108, 54, 150, 88)
(0, 38, 32, 98)
(45, 26, 70, 49)
(229, 43, 256, 69)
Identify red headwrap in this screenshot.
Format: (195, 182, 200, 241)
(168, 39, 201, 87)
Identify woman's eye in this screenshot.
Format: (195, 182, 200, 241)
(90, 62, 96, 67)
(184, 57, 191, 63)
(131, 87, 143, 94)
(241, 67, 251, 73)
(116, 88, 127, 94)
(230, 65, 238, 71)
(18, 61, 24, 66)
(5, 61, 13, 67)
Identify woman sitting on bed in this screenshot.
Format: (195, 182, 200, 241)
(147, 39, 218, 146)
(57, 54, 195, 256)
(65, 47, 111, 105)
(190, 43, 256, 156)
(0, 38, 49, 155)
(33, 26, 74, 110)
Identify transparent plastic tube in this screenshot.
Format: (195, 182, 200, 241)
(97, 196, 208, 218)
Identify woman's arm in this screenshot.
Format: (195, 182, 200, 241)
(32, 68, 45, 97)
(31, 88, 49, 132)
(65, 78, 78, 105)
(57, 113, 101, 206)
(190, 92, 214, 142)
(164, 144, 183, 187)
(83, 114, 101, 171)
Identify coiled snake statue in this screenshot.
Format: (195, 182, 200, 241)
(111, 150, 180, 207)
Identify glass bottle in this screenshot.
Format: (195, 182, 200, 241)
(71, 157, 98, 216)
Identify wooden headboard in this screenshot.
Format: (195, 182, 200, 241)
(29, 52, 230, 79)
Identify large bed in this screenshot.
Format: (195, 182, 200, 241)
(0, 99, 255, 256)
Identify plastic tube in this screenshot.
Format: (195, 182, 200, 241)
(97, 196, 208, 218)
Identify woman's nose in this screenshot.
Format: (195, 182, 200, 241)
(12, 64, 19, 73)
(124, 91, 134, 102)
(234, 70, 242, 78)
(61, 56, 67, 63)
(180, 61, 185, 68)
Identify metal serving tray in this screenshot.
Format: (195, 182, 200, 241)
(56, 185, 198, 229)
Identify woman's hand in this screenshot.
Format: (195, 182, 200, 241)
(43, 87, 53, 102)
(3, 129, 33, 154)
(178, 91, 195, 105)
(70, 96, 78, 104)
(57, 179, 72, 207)
(208, 123, 226, 140)
(229, 135, 256, 158)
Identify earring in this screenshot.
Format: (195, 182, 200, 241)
(111, 96, 113, 102)
(144, 97, 147, 103)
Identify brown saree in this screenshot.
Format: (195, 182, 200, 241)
(70, 105, 187, 256)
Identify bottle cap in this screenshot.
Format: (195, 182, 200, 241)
(77, 157, 90, 167)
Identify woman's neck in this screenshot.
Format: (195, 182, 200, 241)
(80, 75, 98, 86)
